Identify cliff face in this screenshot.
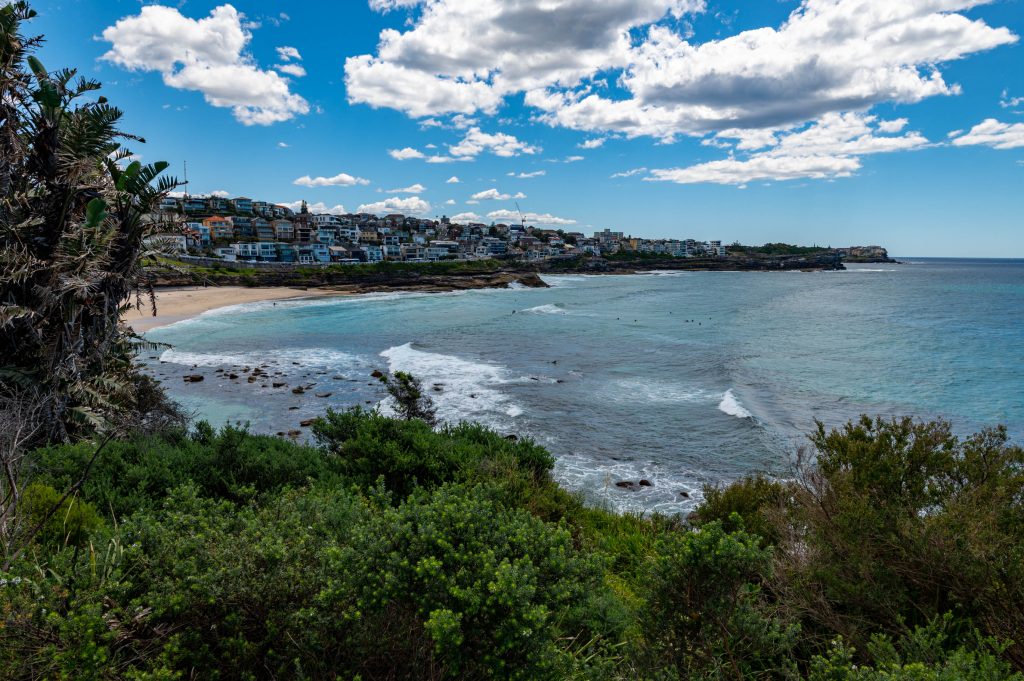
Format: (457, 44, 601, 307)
(843, 246, 895, 263)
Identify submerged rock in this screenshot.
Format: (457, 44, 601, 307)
(183, 374, 204, 383)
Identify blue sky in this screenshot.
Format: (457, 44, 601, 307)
(29, 0, 1024, 256)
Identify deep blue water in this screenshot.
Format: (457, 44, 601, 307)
(143, 259, 1024, 513)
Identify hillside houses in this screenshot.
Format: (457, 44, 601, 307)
(155, 194, 728, 264)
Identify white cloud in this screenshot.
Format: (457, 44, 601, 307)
(277, 141, 290, 148)
(446, 175, 461, 183)
(385, 183, 427, 193)
(276, 63, 306, 78)
(611, 167, 647, 178)
(465, 199, 480, 205)
(448, 127, 540, 158)
(646, 112, 929, 184)
(951, 119, 1024, 149)
(426, 155, 472, 163)
(508, 170, 546, 178)
(529, 0, 1017, 140)
(101, 5, 309, 125)
(344, 0, 1014, 145)
(389, 147, 426, 160)
(470, 188, 527, 201)
(449, 211, 482, 222)
(279, 200, 347, 215)
(276, 46, 301, 61)
(293, 172, 371, 187)
(578, 138, 606, 149)
(487, 209, 577, 226)
(564, 155, 584, 163)
(1000, 89, 1024, 110)
(445, 199, 456, 205)
(210, 189, 230, 198)
(877, 118, 909, 134)
(357, 195, 432, 215)
(345, 0, 706, 118)
(369, 0, 426, 12)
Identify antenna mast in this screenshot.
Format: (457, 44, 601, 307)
(183, 160, 189, 198)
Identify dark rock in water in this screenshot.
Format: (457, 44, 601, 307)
(300, 419, 315, 427)
(615, 481, 638, 490)
(315, 392, 332, 398)
(276, 431, 285, 437)
(291, 386, 305, 394)
(639, 479, 653, 487)
(287, 430, 301, 438)
(288, 406, 299, 410)
(183, 374, 204, 383)
(556, 379, 565, 384)
(371, 370, 384, 378)
(333, 376, 346, 380)
(247, 376, 257, 383)
(432, 386, 443, 392)
(365, 400, 373, 404)
(228, 373, 239, 380)
(679, 491, 690, 498)
(273, 382, 287, 388)
(215, 368, 224, 373)
(504, 434, 518, 441)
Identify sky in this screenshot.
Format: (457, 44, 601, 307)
(26, 0, 1024, 256)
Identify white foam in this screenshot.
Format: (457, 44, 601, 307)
(159, 347, 362, 371)
(718, 389, 752, 419)
(553, 453, 705, 515)
(612, 378, 712, 404)
(379, 343, 523, 428)
(848, 268, 896, 273)
(522, 303, 569, 315)
(540, 275, 590, 288)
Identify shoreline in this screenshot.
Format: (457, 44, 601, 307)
(124, 286, 350, 333)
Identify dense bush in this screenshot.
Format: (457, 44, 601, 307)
(4, 412, 1023, 679)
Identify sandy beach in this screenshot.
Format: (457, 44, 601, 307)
(124, 286, 346, 332)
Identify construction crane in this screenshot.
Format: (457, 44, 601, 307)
(515, 201, 526, 232)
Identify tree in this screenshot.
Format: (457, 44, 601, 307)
(379, 370, 438, 426)
(0, 1, 179, 444)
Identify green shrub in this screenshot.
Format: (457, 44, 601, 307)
(696, 474, 789, 546)
(311, 407, 555, 499)
(318, 483, 618, 679)
(20, 483, 103, 548)
(30, 423, 345, 516)
(640, 517, 799, 679)
(776, 417, 1024, 665)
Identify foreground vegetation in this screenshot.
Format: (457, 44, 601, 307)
(2, 411, 1022, 679)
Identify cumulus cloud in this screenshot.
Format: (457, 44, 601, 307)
(578, 138, 606, 149)
(470, 188, 527, 200)
(446, 176, 461, 183)
(277, 141, 290, 148)
(389, 147, 426, 160)
(276, 46, 301, 61)
(345, 0, 705, 118)
(449, 211, 482, 222)
(385, 183, 427, 193)
(950, 119, 1024, 149)
(293, 172, 371, 187)
(357, 196, 432, 215)
(646, 112, 929, 184)
(276, 63, 306, 77)
(508, 170, 546, 178)
(448, 127, 540, 158)
(279, 200, 346, 214)
(564, 155, 584, 163)
(487, 209, 577, 226)
(344, 0, 1014, 145)
(445, 199, 457, 205)
(210, 189, 231, 198)
(1000, 89, 1024, 110)
(101, 5, 309, 125)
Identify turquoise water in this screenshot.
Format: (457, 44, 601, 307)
(143, 259, 1024, 513)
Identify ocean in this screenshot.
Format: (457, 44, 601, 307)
(142, 259, 1024, 514)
